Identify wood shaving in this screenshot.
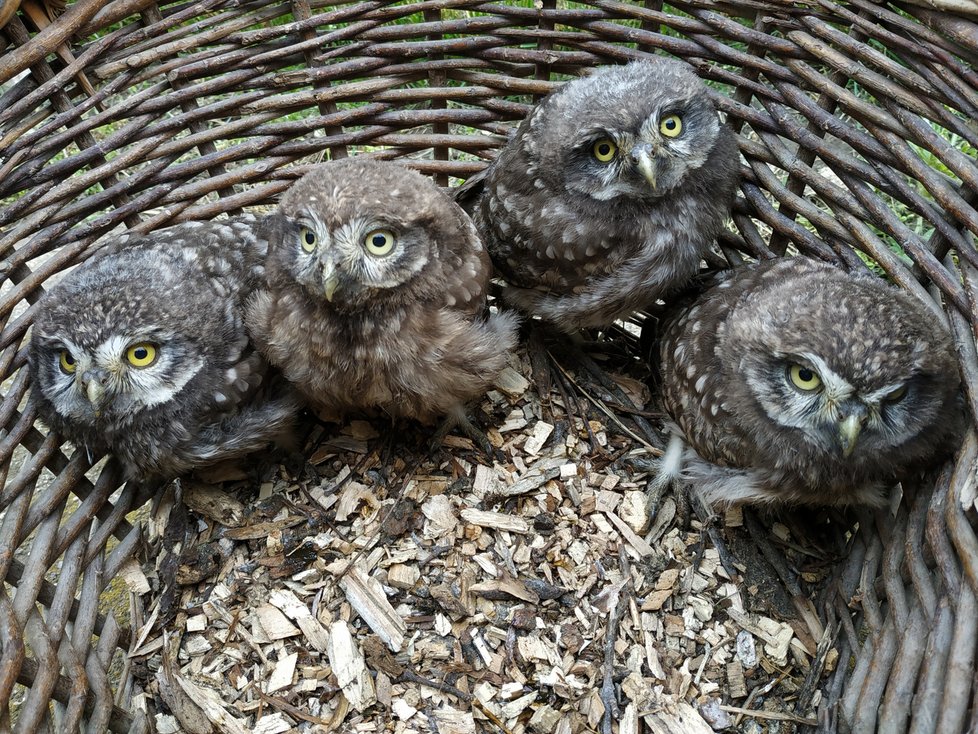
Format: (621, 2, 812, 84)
(136, 339, 849, 732)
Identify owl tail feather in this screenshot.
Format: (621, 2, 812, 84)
(181, 391, 301, 467)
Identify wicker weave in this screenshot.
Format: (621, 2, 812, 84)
(1, 1, 977, 732)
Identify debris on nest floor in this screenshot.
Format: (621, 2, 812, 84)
(122, 337, 852, 734)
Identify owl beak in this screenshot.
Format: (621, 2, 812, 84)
(80, 368, 109, 416)
(322, 269, 341, 302)
(837, 409, 867, 458)
(631, 144, 658, 190)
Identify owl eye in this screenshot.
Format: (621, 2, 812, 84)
(299, 227, 317, 253)
(886, 385, 908, 403)
(126, 343, 157, 368)
(787, 363, 822, 392)
(364, 229, 396, 256)
(660, 114, 683, 138)
(59, 350, 77, 374)
(592, 138, 617, 163)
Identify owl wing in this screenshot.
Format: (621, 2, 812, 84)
(435, 204, 495, 319)
(172, 352, 299, 470)
(452, 167, 487, 218)
(476, 143, 645, 293)
(660, 264, 764, 467)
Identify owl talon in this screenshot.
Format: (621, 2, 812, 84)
(645, 461, 675, 496)
(430, 407, 497, 460)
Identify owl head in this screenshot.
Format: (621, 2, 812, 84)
(722, 261, 961, 471)
(270, 159, 487, 314)
(29, 248, 229, 435)
(523, 57, 728, 202)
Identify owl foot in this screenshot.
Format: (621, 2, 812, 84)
(430, 405, 497, 459)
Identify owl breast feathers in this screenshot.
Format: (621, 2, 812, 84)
(246, 158, 519, 424)
(460, 56, 740, 332)
(29, 216, 298, 480)
(656, 258, 963, 506)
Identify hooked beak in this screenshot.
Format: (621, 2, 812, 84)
(80, 368, 110, 417)
(322, 266, 341, 303)
(631, 144, 658, 190)
(837, 409, 867, 458)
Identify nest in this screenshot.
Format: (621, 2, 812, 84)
(1, 2, 977, 733)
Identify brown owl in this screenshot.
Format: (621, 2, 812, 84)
(29, 215, 299, 480)
(655, 258, 963, 506)
(459, 57, 740, 332)
(246, 158, 519, 444)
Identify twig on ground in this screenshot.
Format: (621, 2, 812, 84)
(720, 704, 818, 726)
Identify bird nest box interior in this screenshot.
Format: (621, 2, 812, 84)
(2, 2, 978, 733)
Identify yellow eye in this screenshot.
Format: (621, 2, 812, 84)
(126, 343, 157, 368)
(59, 350, 76, 374)
(592, 138, 617, 163)
(886, 385, 908, 402)
(788, 364, 822, 392)
(364, 229, 396, 256)
(299, 227, 317, 253)
(660, 114, 683, 138)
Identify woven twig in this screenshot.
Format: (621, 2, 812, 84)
(1, 1, 977, 731)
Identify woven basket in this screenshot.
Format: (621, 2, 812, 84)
(2, 1, 977, 732)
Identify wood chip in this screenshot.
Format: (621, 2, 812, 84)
(117, 558, 151, 594)
(266, 652, 297, 693)
(602, 511, 656, 557)
(495, 366, 530, 397)
(253, 713, 291, 734)
(523, 421, 554, 455)
(500, 691, 537, 720)
(392, 698, 418, 721)
(640, 694, 714, 734)
(268, 589, 330, 653)
(460, 508, 529, 533)
(182, 482, 246, 527)
(431, 706, 477, 733)
(470, 578, 540, 604)
(496, 467, 560, 497)
(421, 494, 459, 538)
(530, 704, 561, 732)
(255, 604, 300, 641)
(337, 564, 406, 652)
(387, 563, 420, 589)
(335, 481, 376, 522)
(327, 621, 376, 712)
(133, 338, 840, 731)
(727, 660, 747, 698)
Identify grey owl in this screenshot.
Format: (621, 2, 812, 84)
(29, 216, 298, 480)
(460, 57, 739, 332)
(246, 158, 519, 434)
(656, 258, 963, 506)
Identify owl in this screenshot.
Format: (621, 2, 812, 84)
(246, 158, 519, 441)
(458, 57, 740, 332)
(29, 215, 299, 481)
(655, 257, 963, 506)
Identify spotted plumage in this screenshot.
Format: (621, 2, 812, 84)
(29, 216, 298, 480)
(459, 57, 739, 331)
(656, 258, 963, 506)
(247, 158, 519, 428)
